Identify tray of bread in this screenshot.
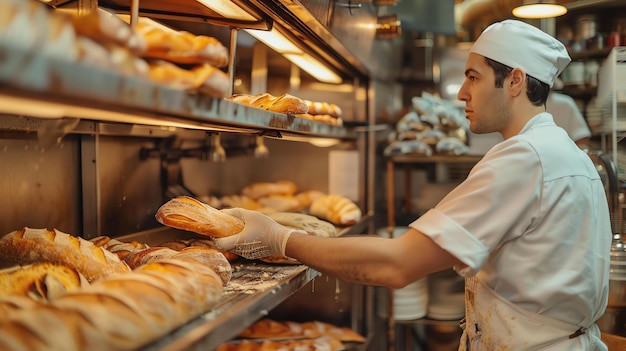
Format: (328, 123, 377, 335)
(0, 183, 369, 350)
(0, 0, 352, 138)
(0, 225, 319, 350)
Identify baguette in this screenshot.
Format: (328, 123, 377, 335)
(237, 318, 365, 343)
(156, 196, 245, 237)
(90, 236, 150, 260)
(303, 100, 343, 118)
(0, 263, 88, 301)
(135, 21, 229, 67)
(0, 257, 224, 351)
(241, 180, 298, 200)
(309, 194, 362, 226)
(159, 238, 240, 262)
(226, 93, 309, 115)
(0, 228, 131, 283)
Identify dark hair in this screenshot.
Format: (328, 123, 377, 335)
(484, 57, 550, 106)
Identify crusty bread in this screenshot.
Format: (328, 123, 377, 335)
(217, 337, 345, 351)
(235, 318, 365, 344)
(0, 263, 88, 301)
(0, 257, 225, 351)
(156, 196, 244, 237)
(267, 212, 336, 238)
(0, 228, 131, 283)
(134, 21, 228, 67)
(294, 190, 325, 211)
(90, 236, 150, 260)
(303, 100, 343, 118)
(257, 195, 300, 212)
(260, 212, 337, 265)
(241, 180, 298, 200)
(226, 93, 309, 115)
(146, 60, 230, 98)
(159, 238, 240, 262)
(309, 194, 362, 226)
(220, 194, 263, 210)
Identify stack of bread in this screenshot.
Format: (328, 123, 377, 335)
(296, 100, 344, 126)
(225, 93, 344, 126)
(216, 318, 365, 351)
(0, 227, 231, 350)
(132, 18, 230, 97)
(226, 93, 309, 115)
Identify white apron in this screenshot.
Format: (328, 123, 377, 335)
(459, 276, 607, 351)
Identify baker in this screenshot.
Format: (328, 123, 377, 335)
(216, 20, 611, 350)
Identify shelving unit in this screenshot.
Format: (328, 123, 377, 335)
(0, 0, 378, 349)
(598, 46, 626, 178)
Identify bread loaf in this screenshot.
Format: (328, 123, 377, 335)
(135, 21, 229, 67)
(309, 194, 362, 226)
(259, 212, 337, 265)
(0, 257, 225, 351)
(294, 190, 325, 211)
(237, 318, 365, 343)
(220, 194, 263, 210)
(226, 93, 309, 115)
(0, 263, 88, 301)
(156, 196, 244, 237)
(146, 60, 230, 97)
(159, 238, 240, 262)
(0, 228, 131, 283)
(217, 337, 345, 351)
(295, 113, 344, 126)
(90, 236, 150, 260)
(70, 9, 146, 55)
(257, 195, 300, 212)
(241, 180, 298, 200)
(303, 100, 343, 118)
(267, 212, 336, 238)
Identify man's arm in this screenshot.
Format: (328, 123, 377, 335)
(285, 228, 462, 289)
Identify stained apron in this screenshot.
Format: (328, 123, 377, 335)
(458, 276, 607, 350)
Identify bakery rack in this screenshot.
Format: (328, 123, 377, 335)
(115, 223, 372, 350)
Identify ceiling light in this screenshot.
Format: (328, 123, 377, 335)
(195, 0, 257, 21)
(512, 1, 567, 19)
(245, 28, 342, 84)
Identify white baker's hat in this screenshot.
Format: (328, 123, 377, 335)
(470, 19, 571, 88)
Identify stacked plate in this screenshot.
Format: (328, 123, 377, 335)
(376, 227, 429, 320)
(427, 269, 465, 320)
(393, 278, 429, 320)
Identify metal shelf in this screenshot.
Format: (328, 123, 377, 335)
(113, 216, 372, 350)
(0, 41, 354, 140)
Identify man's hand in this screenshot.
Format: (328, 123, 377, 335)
(213, 208, 306, 259)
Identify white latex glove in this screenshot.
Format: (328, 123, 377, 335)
(214, 208, 306, 260)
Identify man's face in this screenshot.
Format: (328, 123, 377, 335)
(457, 53, 509, 135)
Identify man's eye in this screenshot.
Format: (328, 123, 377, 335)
(468, 76, 477, 82)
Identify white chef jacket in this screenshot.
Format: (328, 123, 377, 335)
(410, 112, 611, 326)
(547, 92, 591, 143)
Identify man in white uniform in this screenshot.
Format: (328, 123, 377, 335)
(216, 20, 611, 350)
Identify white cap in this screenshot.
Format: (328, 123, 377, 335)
(470, 20, 571, 88)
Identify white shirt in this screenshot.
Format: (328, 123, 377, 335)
(410, 113, 611, 326)
(546, 92, 591, 143)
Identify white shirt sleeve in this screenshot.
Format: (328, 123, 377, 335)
(409, 138, 542, 276)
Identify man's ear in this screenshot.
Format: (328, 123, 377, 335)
(508, 68, 526, 96)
